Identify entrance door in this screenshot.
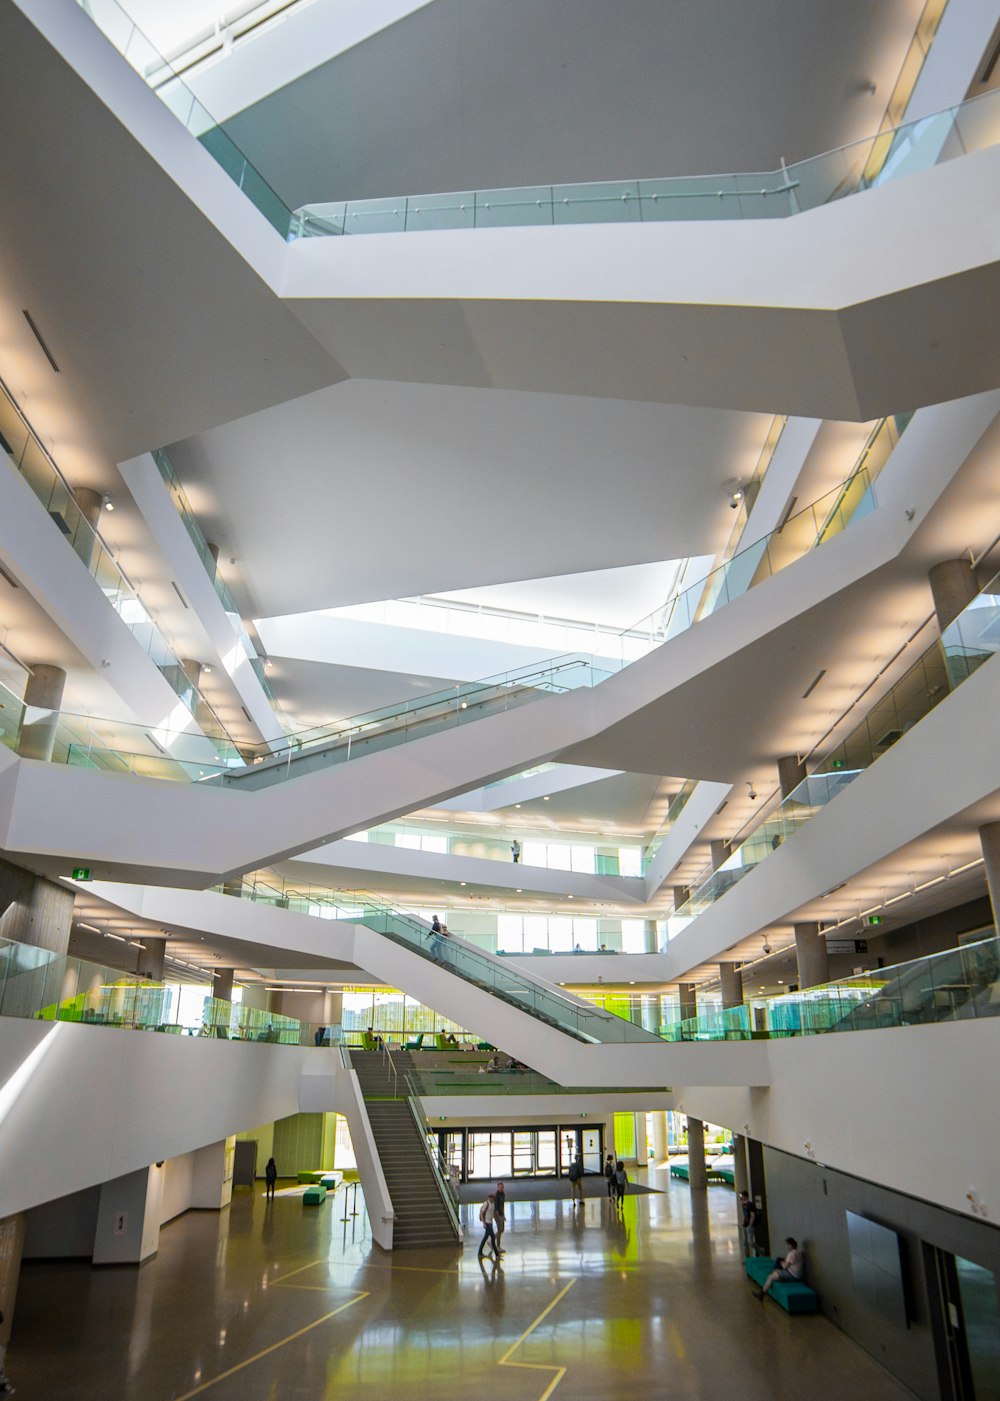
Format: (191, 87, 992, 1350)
(929, 1248, 1000, 1398)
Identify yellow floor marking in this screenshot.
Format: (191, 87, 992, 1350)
(497, 1279, 576, 1401)
(174, 1292, 369, 1399)
(269, 1257, 327, 1285)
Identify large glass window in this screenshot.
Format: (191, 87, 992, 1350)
(452, 1126, 601, 1180)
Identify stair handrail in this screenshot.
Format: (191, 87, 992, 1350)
(404, 1075, 463, 1241)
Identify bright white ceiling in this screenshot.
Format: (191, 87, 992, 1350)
(221, 0, 926, 208)
(168, 379, 770, 620)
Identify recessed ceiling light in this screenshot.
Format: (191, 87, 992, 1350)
(515, 804, 521, 808)
(516, 889, 522, 893)
(543, 796, 550, 801)
(460, 882, 466, 886)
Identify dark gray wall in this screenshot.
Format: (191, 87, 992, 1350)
(763, 1146, 1000, 1401)
(221, 0, 916, 207)
(864, 897, 994, 967)
(0, 857, 73, 956)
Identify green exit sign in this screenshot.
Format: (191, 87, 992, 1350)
(71, 867, 92, 881)
(866, 914, 883, 926)
(832, 758, 845, 769)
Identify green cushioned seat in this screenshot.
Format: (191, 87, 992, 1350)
(297, 1171, 316, 1184)
(745, 1257, 819, 1314)
(303, 1185, 327, 1205)
(670, 1163, 690, 1179)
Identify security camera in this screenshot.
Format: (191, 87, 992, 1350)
(747, 782, 758, 800)
(729, 493, 742, 510)
(762, 942, 772, 956)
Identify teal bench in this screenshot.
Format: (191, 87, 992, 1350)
(302, 1185, 327, 1205)
(670, 1162, 731, 1184)
(745, 1256, 819, 1314)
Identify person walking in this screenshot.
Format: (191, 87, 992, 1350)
(264, 1156, 277, 1201)
(567, 1154, 584, 1205)
(740, 1190, 759, 1256)
(511, 839, 521, 864)
(494, 1181, 506, 1254)
(478, 1191, 498, 1259)
(604, 1152, 615, 1198)
(613, 1160, 628, 1210)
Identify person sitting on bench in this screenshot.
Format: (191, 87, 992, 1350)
(754, 1237, 804, 1298)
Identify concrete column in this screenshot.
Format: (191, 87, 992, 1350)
(71, 487, 104, 569)
(633, 1111, 648, 1165)
(777, 754, 806, 799)
(979, 823, 1000, 928)
(650, 1111, 668, 1164)
(686, 1117, 707, 1191)
(677, 982, 697, 1023)
(17, 664, 66, 762)
(794, 921, 829, 990)
(644, 918, 658, 953)
(709, 839, 728, 869)
(0, 1214, 25, 1350)
(732, 1133, 749, 1198)
(213, 968, 234, 1003)
(179, 659, 203, 689)
(93, 1166, 164, 1265)
(929, 557, 978, 630)
(672, 886, 690, 912)
(73, 487, 103, 528)
(136, 937, 166, 980)
(0, 855, 73, 956)
(719, 962, 744, 1010)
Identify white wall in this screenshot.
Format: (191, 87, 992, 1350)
(673, 1018, 1000, 1223)
(300, 1066, 395, 1250)
(0, 1017, 329, 1220)
(118, 453, 286, 748)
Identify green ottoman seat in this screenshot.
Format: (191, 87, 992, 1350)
(303, 1185, 327, 1205)
(745, 1257, 819, 1314)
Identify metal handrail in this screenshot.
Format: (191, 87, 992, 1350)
(404, 1075, 463, 1241)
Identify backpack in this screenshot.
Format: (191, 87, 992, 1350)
(479, 1199, 493, 1224)
(568, 1160, 582, 1182)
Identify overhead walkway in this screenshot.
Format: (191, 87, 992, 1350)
(0, 390, 994, 884)
(9, 0, 1000, 422)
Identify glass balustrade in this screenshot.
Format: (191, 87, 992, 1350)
(291, 88, 1000, 238)
(77, 0, 294, 236)
(151, 449, 282, 717)
(666, 570, 1000, 942)
(77, 0, 972, 247)
(663, 935, 1000, 1041)
(347, 820, 643, 877)
(0, 454, 887, 787)
(0, 378, 240, 757)
(0, 935, 331, 1043)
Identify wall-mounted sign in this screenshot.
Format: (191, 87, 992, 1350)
(71, 867, 92, 881)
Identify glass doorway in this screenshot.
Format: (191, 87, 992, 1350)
(439, 1125, 603, 1180)
(930, 1249, 1000, 1398)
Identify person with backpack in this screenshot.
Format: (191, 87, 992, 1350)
(567, 1154, 584, 1204)
(478, 1191, 498, 1258)
(613, 1160, 628, 1210)
(604, 1152, 615, 1198)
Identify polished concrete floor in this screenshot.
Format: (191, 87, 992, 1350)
(13, 1167, 914, 1400)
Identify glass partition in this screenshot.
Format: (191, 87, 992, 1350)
(664, 936, 1000, 1041)
(666, 570, 1000, 942)
(0, 378, 240, 759)
(291, 87, 1000, 239)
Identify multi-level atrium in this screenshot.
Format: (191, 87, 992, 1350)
(1, 0, 1000, 1397)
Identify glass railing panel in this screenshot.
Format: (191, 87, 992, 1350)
(940, 585, 1000, 683)
(553, 181, 642, 224)
(475, 186, 554, 227)
(405, 191, 477, 232)
(342, 197, 409, 236)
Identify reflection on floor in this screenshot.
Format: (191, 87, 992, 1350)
(13, 1165, 914, 1400)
